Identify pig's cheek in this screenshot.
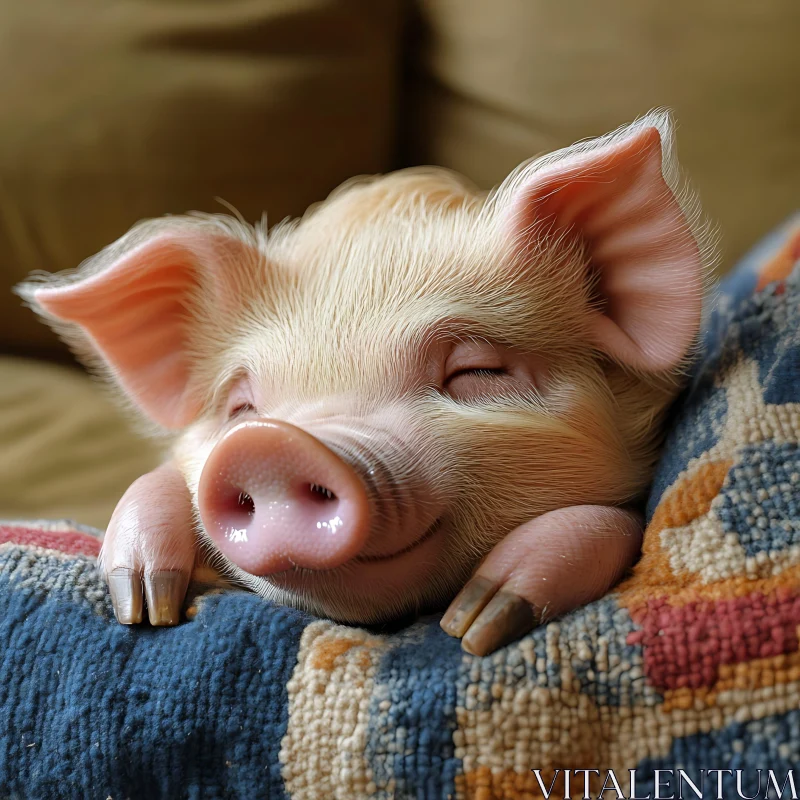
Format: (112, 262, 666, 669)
(440, 505, 643, 656)
(101, 462, 197, 627)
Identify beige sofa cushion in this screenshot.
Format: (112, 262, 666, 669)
(405, 0, 799, 272)
(0, 0, 402, 354)
(0, 357, 159, 529)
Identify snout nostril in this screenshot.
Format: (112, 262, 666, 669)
(308, 483, 337, 503)
(237, 491, 255, 517)
(214, 488, 256, 537)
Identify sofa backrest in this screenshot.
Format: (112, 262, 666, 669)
(0, 0, 403, 356)
(402, 0, 799, 273)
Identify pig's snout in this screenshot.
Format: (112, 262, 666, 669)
(198, 420, 371, 575)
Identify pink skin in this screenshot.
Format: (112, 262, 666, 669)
(103, 447, 641, 653)
(197, 420, 373, 575)
(101, 353, 642, 651)
(195, 417, 451, 618)
(102, 462, 197, 625)
(439, 506, 643, 655)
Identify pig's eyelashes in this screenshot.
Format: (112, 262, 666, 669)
(444, 368, 512, 401)
(442, 339, 548, 402)
(229, 402, 256, 418)
(449, 368, 507, 379)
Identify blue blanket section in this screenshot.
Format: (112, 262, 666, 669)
(0, 546, 310, 800)
(635, 709, 800, 799)
(366, 623, 463, 798)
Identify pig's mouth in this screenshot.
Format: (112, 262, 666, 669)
(262, 514, 446, 600)
(255, 511, 450, 625)
(353, 517, 443, 563)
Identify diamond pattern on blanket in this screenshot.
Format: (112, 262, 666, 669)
(718, 442, 800, 558)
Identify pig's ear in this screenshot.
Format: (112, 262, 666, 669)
(18, 217, 260, 429)
(506, 110, 706, 372)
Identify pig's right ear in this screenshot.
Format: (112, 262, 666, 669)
(17, 217, 261, 430)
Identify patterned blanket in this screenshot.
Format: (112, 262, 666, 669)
(2, 219, 799, 800)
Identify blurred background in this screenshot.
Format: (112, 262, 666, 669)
(0, 0, 797, 527)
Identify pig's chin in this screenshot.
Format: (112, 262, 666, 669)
(233, 517, 456, 625)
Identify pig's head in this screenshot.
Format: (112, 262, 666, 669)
(19, 111, 713, 624)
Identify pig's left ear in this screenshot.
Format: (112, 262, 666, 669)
(507, 111, 705, 372)
(18, 217, 260, 429)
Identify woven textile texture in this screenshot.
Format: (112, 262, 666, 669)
(1, 219, 799, 799)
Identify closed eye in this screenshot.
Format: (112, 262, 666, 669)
(229, 402, 256, 418)
(444, 366, 514, 402)
(448, 367, 507, 379)
(441, 336, 547, 403)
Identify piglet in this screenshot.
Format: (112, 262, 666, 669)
(18, 110, 712, 655)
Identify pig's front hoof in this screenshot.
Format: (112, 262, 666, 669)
(441, 505, 643, 655)
(107, 566, 144, 624)
(102, 463, 198, 627)
(106, 567, 144, 625)
(441, 580, 539, 656)
(107, 566, 191, 627)
(143, 570, 191, 626)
